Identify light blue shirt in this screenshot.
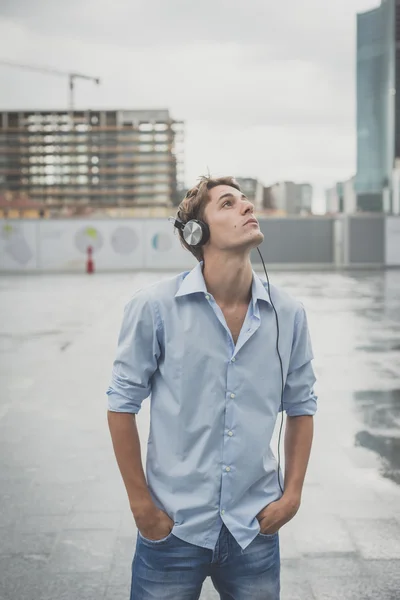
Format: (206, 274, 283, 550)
(107, 262, 317, 551)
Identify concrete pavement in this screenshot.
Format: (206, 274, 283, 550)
(0, 269, 400, 599)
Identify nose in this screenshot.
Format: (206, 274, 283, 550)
(241, 199, 254, 214)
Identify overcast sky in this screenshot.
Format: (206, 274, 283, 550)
(0, 0, 378, 212)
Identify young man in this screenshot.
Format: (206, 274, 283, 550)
(107, 176, 317, 600)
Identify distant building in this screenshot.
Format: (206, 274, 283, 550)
(0, 109, 184, 209)
(325, 176, 356, 214)
(355, 0, 397, 212)
(262, 186, 275, 210)
(393, 159, 400, 215)
(297, 183, 313, 215)
(325, 186, 339, 214)
(268, 181, 313, 215)
(235, 177, 264, 209)
(0, 191, 49, 219)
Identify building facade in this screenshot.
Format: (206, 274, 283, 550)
(235, 177, 264, 210)
(268, 181, 314, 215)
(355, 0, 397, 212)
(325, 176, 357, 214)
(297, 183, 313, 215)
(325, 186, 339, 214)
(0, 109, 184, 209)
(393, 158, 400, 214)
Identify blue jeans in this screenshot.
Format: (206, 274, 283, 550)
(130, 523, 280, 599)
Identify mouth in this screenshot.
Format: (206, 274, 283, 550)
(243, 219, 259, 226)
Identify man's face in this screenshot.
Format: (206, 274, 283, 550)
(203, 185, 264, 254)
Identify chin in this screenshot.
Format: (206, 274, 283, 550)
(250, 231, 264, 246)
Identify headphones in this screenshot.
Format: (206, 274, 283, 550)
(168, 216, 210, 247)
(168, 214, 285, 495)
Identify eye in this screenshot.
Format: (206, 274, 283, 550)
(222, 200, 232, 207)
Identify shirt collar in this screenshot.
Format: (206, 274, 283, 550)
(175, 261, 271, 306)
(175, 262, 208, 297)
(251, 270, 272, 306)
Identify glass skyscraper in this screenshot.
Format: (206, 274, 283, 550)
(355, 0, 397, 212)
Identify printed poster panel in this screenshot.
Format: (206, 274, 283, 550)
(0, 220, 38, 271)
(143, 219, 197, 270)
(385, 217, 400, 266)
(39, 219, 144, 271)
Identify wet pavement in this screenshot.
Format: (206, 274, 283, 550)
(0, 269, 400, 600)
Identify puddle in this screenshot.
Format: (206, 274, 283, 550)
(353, 390, 400, 485)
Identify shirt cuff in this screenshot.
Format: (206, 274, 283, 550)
(106, 388, 142, 414)
(285, 394, 317, 417)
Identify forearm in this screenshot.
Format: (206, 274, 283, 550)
(107, 411, 153, 517)
(283, 415, 314, 505)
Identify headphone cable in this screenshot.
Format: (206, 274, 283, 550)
(256, 247, 285, 495)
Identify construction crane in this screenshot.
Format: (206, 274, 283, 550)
(0, 60, 100, 111)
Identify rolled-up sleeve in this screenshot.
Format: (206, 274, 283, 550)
(282, 304, 318, 417)
(106, 292, 161, 414)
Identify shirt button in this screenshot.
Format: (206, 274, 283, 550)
(231, 357, 236, 362)
(205, 294, 210, 300)
(221, 509, 225, 515)
(230, 393, 235, 399)
(228, 431, 233, 436)
(225, 466, 231, 472)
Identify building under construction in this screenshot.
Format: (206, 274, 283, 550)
(0, 109, 184, 210)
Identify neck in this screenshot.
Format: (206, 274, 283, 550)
(201, 253, 253, 307)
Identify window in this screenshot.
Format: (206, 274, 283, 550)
(139, 123, 153, 132)
(135, 164, 154, 172)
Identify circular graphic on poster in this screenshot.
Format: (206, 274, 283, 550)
(151, 232, 172, 252)
(111, 226, 139, 255)
(74, 226, 103, 254)
(1, 222, 33, 265)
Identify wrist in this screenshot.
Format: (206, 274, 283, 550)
(281, 491, 301, 512)
(130, 496, 155, 519)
